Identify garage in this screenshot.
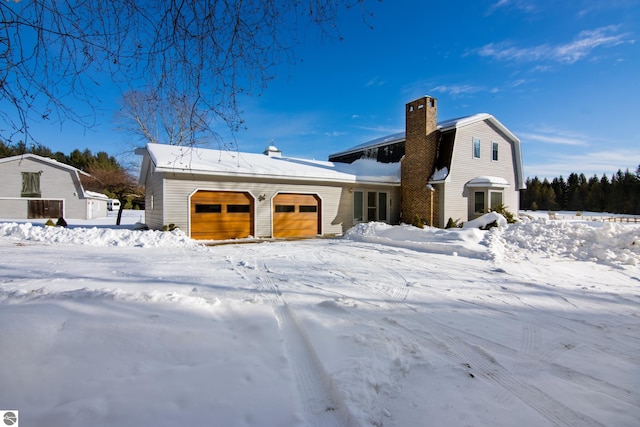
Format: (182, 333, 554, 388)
(273, 193, 320, 238)
(190, 191, 254, 240)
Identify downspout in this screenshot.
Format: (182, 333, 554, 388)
(427, 184, 435, 227)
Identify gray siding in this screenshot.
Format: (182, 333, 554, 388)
(0, 199, 28, 218)
(86, 198, 108, 220)
(141, 162, 165, 229)
(159, 173, 399, 238)
(0, 157, 90, 219)
(443, 121, 520, 223)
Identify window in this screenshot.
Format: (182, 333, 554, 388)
(492, 142, 499, 161)
(353, 191, 364, 222)
(378, 193, 387, 221)
(490, 192, 503, 211)
(473, 138, 481, 158)
(275, 205, 295, 213)
(227, 204, 251, 213)
(474, 192, 485, 214)
(299, 205, 317, 213)
(195, 204, 221, 213)
(367, 191, 377, 221)
(354, 191, 388, 222)
(21, 172, 41, 197)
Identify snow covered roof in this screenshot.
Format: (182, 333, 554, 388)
(465, 176, 510, 188)
(84, 190, 110, 200)
(138, 144, 400, 185)
(329, 113, 520, 158)
(329, 132, 405, 158)
(0, 153, 90, 177)
(328, 113, 525, 190)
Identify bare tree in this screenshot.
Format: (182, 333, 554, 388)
(115, 89, 216, 147)
(81, 165, 143, 225)
(1, 0, 377, 144)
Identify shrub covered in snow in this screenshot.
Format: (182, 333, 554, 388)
(462, 212, 507, 230)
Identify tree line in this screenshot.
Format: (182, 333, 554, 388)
(0, 140, 122, 172)
(520, 166, 640, 215)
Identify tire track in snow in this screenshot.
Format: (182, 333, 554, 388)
(310, 246, 608, 426)
(310, 248, 414, 312)
(378, 267, 413, 311)
(239, 256, 358, 427)
(386, 315, 607, 427)
(251, 243, 633, 424)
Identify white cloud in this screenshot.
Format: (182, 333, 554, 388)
(525, 149, 640, 179)
(476, 25, 633, 64)
(365, 77, 386, 87)
(430, 84, 498, 96)
(487, 0, 536, 15)
(519, 131, 587, 146)
(356, 125, 403, 135)
(323, 131, 346, 137)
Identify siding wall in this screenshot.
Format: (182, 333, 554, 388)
(141, 162, 165, 230)
(0, 157, 88, 219)
(158, 173, 400, 237)
(442, 121, 520, 224)
(86, 198, 108, 220)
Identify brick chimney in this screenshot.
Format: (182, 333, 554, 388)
(401, 96, 440, 226)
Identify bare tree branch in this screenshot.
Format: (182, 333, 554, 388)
(116, 88, 216, 147)
(1, 0, 378, 144)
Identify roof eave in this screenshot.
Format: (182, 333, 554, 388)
(153, 165, 398, 186)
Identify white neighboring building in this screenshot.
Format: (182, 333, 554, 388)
(0, 154, 109, 220)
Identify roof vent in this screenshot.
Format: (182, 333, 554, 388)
(263, 145, 282, 157)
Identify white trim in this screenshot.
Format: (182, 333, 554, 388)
(472, 137, 481, 159)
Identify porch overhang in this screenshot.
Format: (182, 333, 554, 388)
(465, 176, 510, 188)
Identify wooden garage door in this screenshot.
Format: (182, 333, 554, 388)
(28, 200, 63, 219)
(273, 194, 320, 238)
(190, 191, 254, 240)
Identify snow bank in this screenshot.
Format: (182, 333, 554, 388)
(0, 222, 199, 248)
(462, 211, 507, 229)
(2, 213, 638, 267)
(487, 217, 640, 266)
(344, 217, 640, 267)
(344, 222, 489, 258)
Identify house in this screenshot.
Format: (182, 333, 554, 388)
(0, 154, 109, 220)
(330, 96, 525, 227)
(136, 96, 524, 240)
(135, 143, 400, 240)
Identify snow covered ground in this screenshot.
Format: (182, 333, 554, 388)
(1, 212, 639, 427)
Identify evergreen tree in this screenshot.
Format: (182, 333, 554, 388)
(586, 175, 604, 212)
(551, 176, 568, 210)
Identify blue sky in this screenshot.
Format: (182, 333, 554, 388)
(19, 0, 640, 180)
